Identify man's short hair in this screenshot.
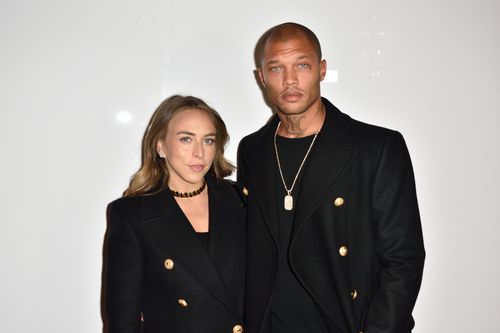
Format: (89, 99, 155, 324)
(256, 22, 323, 67)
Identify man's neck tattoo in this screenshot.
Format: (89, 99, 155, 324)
(282, 115, 306, 136)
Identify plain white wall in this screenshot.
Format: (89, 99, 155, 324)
(1, 0, 499, 332)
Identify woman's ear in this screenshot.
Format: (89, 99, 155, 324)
(156, 141, 166, 158)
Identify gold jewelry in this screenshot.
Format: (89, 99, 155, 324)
(274, 122, 320, 210)
(170, 178, 206, 198)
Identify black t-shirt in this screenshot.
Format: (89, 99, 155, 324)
(196, 231, 209, 249)
(270, 134, 328, 333)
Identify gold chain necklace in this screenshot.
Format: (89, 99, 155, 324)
(273, 122, 320, 210)
(170, 178, 206, 198)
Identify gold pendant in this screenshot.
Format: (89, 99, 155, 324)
(284, 194, 293, 210)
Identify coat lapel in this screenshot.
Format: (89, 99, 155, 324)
(291, 100, 356, 240)
(206, 176, 244, 271)
(289, 100, 356, 331)
(243, 116, 281, 241)
(138, 178, 239, 317)
(206, 176, 245, 315)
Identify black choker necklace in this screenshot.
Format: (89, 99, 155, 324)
(170, 178, 206, 198)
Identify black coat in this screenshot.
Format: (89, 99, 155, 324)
(102, 174, 245, 333)
(237, 98, 425, 333)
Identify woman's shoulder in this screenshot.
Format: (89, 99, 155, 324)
(108, 194, 141, 208)
(211, 177, 246, 207)
(106, 193, 145, 221)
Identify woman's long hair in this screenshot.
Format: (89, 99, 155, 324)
(123, 95, 235, 197)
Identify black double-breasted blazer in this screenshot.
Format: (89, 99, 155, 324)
(102, 174, 245, 333)
(237, 98, 425, 333)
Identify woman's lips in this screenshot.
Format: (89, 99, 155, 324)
(189, 164, 205, 172)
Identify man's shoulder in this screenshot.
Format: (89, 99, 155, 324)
(323, 97, 401, 142)
(238, 115, 277, 150)
(351, 116, 401, 141)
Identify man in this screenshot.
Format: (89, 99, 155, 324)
(237, 22, 425, 333)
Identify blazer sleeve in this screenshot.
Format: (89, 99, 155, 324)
(364, 131, 425, 333)
(237, 138, 247, 184)
(103, 200, 143, 333)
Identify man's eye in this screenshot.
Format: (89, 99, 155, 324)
(269, 66, 281, 72)
(297, 63, 311, 69)
(180, 137, 192, 143)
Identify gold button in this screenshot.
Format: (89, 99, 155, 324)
(164, 258, 174, 270)
(339, 245, 348, 256)
(242, 187, 249, 196)
(233, 324, 243, 333)
(178, 299, 188, 307)
(351, 289, 358, 299)
(333, 197, 344, 207)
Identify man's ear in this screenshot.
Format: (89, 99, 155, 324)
(319, 59, 327, 81)
(258, 68, 266, 88)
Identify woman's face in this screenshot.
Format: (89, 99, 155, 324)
(157, 108, 217, 191)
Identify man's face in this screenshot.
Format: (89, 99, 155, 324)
(258, 35, 326, 117)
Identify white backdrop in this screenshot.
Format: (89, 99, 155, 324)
(1, 0, 499, 332)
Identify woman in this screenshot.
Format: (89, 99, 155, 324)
(102, 95, 245, 333)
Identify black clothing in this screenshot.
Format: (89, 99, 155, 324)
(196, 231, 209, 249)
(271, 135, 329, 333)
(103, 174, 245, 333)
(238, 98, 425, 333)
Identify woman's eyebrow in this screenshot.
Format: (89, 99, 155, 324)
(176, 130, 195, 135)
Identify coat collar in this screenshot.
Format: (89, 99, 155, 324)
(138, 173, 243, 317)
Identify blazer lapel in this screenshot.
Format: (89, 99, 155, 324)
(139, 186, 236, 316)
(206, 176, 245, 316)
(243, 116, 280, 241)
(292, 100, 356, 239)
(207, 176, 244, 270)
